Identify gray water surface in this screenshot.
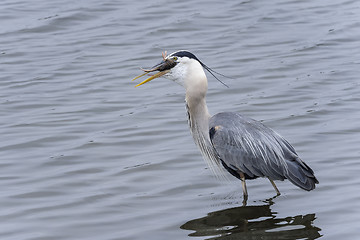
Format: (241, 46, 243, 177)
(1, 0, 360, 239)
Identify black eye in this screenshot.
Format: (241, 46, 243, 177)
(173, 56, 178, 61)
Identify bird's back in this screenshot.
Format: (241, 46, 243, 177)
(209, 112, 318, 191)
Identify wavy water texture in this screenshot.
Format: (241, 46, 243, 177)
(0, 0, 360, 239)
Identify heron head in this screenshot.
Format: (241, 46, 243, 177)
(132, 50, 230, 89)
(132, 50, 205, 88)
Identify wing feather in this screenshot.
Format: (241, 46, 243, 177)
(209, 112, 318, 190)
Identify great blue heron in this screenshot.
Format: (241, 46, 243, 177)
(132, 50, 318, 200)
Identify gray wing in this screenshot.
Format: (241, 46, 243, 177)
(209, 112, 318, 191)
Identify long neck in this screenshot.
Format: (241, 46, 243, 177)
(185, 91, 211, 141)
(185, 90, 222, 173)
(182, 61, 222, 173)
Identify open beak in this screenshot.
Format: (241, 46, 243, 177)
(132, 70, 170, 87)
(132, 51, 175, 87)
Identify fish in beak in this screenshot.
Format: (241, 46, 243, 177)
(132, 51, 176, 87)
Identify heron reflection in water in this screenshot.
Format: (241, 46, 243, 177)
(132, 50, 318, 202)
(180, 198, 321, 239)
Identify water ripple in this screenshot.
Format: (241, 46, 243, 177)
(1, 0, 360, 239)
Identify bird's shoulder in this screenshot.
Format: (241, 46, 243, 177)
(209, 112, 272, 138)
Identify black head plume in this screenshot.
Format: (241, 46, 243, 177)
(171, 50, 232, 88)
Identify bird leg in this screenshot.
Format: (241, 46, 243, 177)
(238, 172, 248, 206)
(268, 178, 281, 196)
(238, 172, 248, 196)
(240, 174, 248, 196)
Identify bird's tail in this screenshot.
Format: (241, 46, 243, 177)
(285, 157, 319, 191)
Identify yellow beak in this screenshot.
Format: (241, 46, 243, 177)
(132, 70, 169, 87)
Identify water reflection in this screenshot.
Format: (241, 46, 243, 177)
(181, 199, 321, 239)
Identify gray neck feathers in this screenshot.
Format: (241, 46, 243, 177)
(185, 96, 222, 175)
